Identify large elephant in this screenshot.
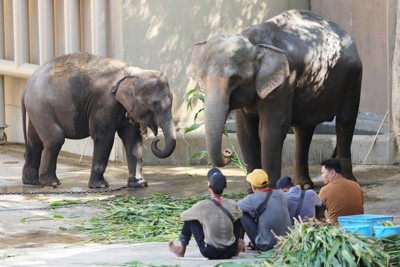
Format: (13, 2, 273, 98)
(21, 52, 176, 188)
(190, 10, 362, 188)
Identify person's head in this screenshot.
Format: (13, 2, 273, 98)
(246, 169, 269, 192)
(276, 176, 294, 192)
(320, 158, 342, 184)
(207, 168, 227, 195)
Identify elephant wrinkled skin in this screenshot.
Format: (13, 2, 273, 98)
(21, 53, 176, 188)
(190, 10, 362, 188)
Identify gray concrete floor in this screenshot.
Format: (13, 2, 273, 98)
(0, 143, 400, 266)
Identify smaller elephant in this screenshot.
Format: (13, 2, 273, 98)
(21, 52, 176, 188)
(190, 10, 362, 188)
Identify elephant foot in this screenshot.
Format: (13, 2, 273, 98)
(22, 166, 40, 185)
(128, 178, 148, 188)
(22, 177, 41, 185)
(89, 177, 109, 189)
(39, 176, 61, 187)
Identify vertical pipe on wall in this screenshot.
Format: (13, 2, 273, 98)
(109, 0, 123, 59)
(387, 0, 394, 132)
(64, 0, 80, 54)
(38, 0, 55, 64)
(0, 2, 5, 130)
(13, 0, 29, 66)
(90, 0, 107, 56)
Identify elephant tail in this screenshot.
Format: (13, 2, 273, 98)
(21, 90, 27, 146)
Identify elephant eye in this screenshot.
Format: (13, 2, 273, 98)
(229, 75, 241, 88)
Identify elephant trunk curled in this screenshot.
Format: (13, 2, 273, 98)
(204, 96, 231, 167)
(151, 117, 176, 158)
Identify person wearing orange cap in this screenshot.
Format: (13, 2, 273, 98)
(168, 167, 244, 259)
(237, 169, 290, 251)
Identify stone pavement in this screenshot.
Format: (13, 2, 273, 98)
(0, 144, 261, 267)
(1, 143, 400, 266)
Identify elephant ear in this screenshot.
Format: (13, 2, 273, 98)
(190, 41, 207, 88)
(255, 44, 290, 99)
(113, 76, 139, 115)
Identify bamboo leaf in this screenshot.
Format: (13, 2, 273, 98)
(184, 123, 203, 134)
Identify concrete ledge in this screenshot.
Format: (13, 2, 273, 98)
(140, 132, 398, 166)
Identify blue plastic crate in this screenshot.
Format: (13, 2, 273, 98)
(374, 226, 400, 238)
(338, 214, 394, 236)
(342, 224, 372, 237)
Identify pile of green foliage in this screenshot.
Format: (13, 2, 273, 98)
(62, 196, 399, 267)
(71, 193, 245, 243)
(262, 220, 391, 267)
(380, 234, 400, 266)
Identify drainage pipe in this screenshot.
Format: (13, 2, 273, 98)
(0, 75, 6, 145)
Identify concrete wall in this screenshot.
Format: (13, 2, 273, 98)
(121, 0, 309, 129)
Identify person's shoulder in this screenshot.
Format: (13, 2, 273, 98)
(223, 198, 237, 203)
(196, 199, 213, 207)
(305, 189, 318, 196)
(339, 177, 361, 186)
(273, 189, 285, 196)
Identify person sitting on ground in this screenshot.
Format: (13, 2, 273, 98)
(319, 158, 364, 223)
(168, 167, 244, 259)
(276, 176, 323, 224)
(237, 169, 290, 251)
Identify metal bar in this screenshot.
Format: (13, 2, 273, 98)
(0, 60, 39, 78)
(362, 110, 389, 164)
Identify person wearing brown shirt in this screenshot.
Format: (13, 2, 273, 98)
(319, 158, 364, 223)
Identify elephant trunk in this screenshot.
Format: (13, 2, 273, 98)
(204, 95, 230, 167)
(151, 116, 176, 158)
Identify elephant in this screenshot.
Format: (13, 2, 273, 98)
(190, 10, 362, 188)
(21, 52, 176, 188)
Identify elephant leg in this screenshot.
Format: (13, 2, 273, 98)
(335, 118, 357, 181)
(117, 125, 148, 188)
(38, 127, 65, 186)
(236, 109, 261, 174)
(259, 134, 285, 188)
(22, 121, 43, 185)
(335, 70, 361, 182)
(88, 134, 115, 188)
(292, 125, 316, 189)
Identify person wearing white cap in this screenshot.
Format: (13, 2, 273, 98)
(238, 169, 290, 251)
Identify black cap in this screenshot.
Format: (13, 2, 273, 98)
(276, 176, 294, 189)
(207, 168, 227, 192)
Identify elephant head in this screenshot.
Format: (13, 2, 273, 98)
(113, 70, 176, 158)
(190, 35, 290, 167)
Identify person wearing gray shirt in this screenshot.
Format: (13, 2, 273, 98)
(276, 176, 323, 224)
(237, 169, 291, 251)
